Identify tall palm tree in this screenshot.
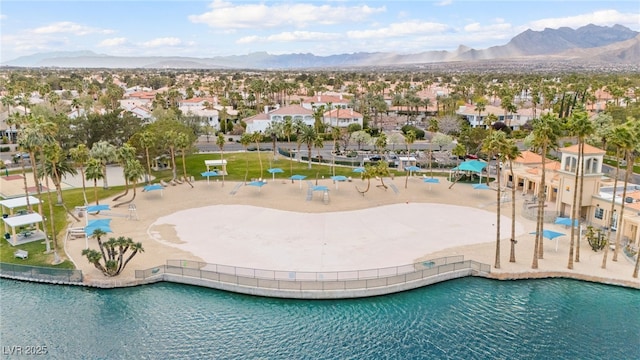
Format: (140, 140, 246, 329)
(139, 130, 156, 184)
(69, 144, 90, 205)
(86, 158, 104, 205)
(89, 141, 117, 189)
(164, 130, 179, 182)
(112, 143, 137, 201)
(114, 159, 145, 207)
(482, 130, 507, 269)
(176, 132, 194, 188)
(602, 124, 634, 268)
(567, 106, 593, 268)
(503, 138, 521, 263)
(250, 132, 264, 175)
(531, 113, 561, 268)
(240, 133, 252, 183)
(42, 143, 76, 205)
(612, 123, 636, 263)
(404, 130, 416, 189)
(216, 133, 226, 187)
(298, 125, 317, 170)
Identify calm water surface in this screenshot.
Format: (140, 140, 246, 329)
(1, 277, 638, 359)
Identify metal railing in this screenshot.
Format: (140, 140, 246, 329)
(0, 262, 83, 283)
(136, 256, 490, 293)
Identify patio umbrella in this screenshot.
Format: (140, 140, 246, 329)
(200, 171, 219, 184)
(353, 167, 365, 173)
(472, 183, 491, 190)
(86, 204, 110, 213)
(267, 168, 284, 181)
(85, 218, 112, 236)
(290, 174, 307, 189)
(554, 217, 580, 228)
(330, 175, 348, 189)
(248, 180, 267, 192)
(405, 165, 420, 176)
(143, 184, 164, 196)
(530, 229, 566, 251)
(423, 178, 440, 184)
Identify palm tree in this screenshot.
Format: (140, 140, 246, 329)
(240, 133, 252, 183)
(86, 158, 104, 205)
(531, 113, 561, 268)
(164, 130, 179, 182)
(112, 143, 137, 201)
(404, 130, 416, 188)
(139, 130, 156, 184)
(42, 143, 77, 205)
(250, 132, 264, 175)
(89, 141, 117, 189)
(298, 125, 317, 170)
(482, 130, 507, 269)
(612, 123, 636, 263)
(69, 144, 90, 205)
(114, 159, 145, 207)
(567, 106, 593, 268)
(216, 133, 226, 187)
(474, 99, 486, 125)
(176, 132, 193, 188)
(503, 139, 521, 263)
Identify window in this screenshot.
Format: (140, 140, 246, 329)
(594, 207, 604, 220)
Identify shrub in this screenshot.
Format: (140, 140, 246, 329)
(585, 226, 607, 251)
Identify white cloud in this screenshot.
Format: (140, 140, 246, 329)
(347, 20, 451, 40)
(436, 0, 453, 6)
(31, 21, 113, 36)
(189, 0, 385, 29)
(527, 10, 640, 31)
(0, 14, 7, 20)
(141, 37, 182, 48)
(238, 31, 340, 44)
(98, 37, 128, 47)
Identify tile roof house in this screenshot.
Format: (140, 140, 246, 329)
(245, 104, 314, 134)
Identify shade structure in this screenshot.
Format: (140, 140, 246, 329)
(248, 180, 267, 192)
(353, 167, 365, 173)
(85, 218, 112, 236)
(472, 183, 491, 190)
(267, 168, 284, 181)
(330, 175, 348, 189)
(86, 204, 110, 213)
(200, 171, 219, 184)
(143, 184, 164, 196)
(405, 165, 421, 172)
(312, 185, 329, 192)
(290, 174, 307, 189)
(554, 217, 580, 228)
(530, 229, 566, 251)
(423, 178, 440, 184)
(454, 160, 487, 173)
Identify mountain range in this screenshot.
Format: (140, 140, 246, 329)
(3, 24, 639, 70)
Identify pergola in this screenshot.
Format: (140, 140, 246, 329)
(2, 212, 45, 246)
(205, 159, 228, 175)
(0, 196, 42, 216)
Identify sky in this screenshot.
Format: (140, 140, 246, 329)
(1, 0, 639, 62)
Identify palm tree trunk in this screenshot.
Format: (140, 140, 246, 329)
(145, 147, 152, 184)
(568, 140, 581, 269)
(537, 144, 547, 260)
(182, 152, 193, 188)
(495, 166, 501, 269)
(575, 141, 586, 262)
(602, 151, 621, 269)
(93, 179, 99, 205)
(509, 161, 516, 263)
(112, 178, 129, 201)
(79, 167, 88, 205)
(20, 157, 32, 211)
(612, 151, 633, 262)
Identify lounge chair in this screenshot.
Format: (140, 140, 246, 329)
(14, 249, 28, 260)
(160, 180, 169, 187)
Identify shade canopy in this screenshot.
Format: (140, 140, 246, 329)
(555, 217, 580, 227)
(405, 166, 421, 172)
(312, 185, 329, 192)
(423, 178, 440, 184)
(353, 167, 365, 173)
(85, 218, 112, 236)
(472, 183, 491, 190)
(267, 168, 284, 174)
(453, 160, 487, 173)
(2, 213, 43, 228)
(144, 184, 164, 192)
(0, 196, 41, 210)
(530, 229, 566, 251)
(290, 174, 307, 180)
(200, 171, 219, 177)
(331, 175, 348, 182)
(248, 181, 267, 187)
(86, 204, 110, 213)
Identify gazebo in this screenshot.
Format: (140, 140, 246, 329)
(204, 159, 228, 175)
(0, 196, 42, 216)
(2, 212, 46, 246)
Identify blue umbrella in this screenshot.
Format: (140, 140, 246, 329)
(530, 229, 566, 251)
(267, 168, 284, 181)
(423, 178, 440, 184)
(312, 185, 329, 192)
(353, 167, 365, 173)
(85, 218, 112, 236)
(330, 175, 348, 189)
(200, 171, 219, 184)
(554, 217, 579, 228)
(248, 180, 266, 192)
(290, 174, 307, 188)
(405, 165, 420, 172)
(143, 184, 164, 196)
(86, 204, 110, 214)
(473, 183, 491, 190)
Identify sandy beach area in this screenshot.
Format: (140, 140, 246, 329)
(53, 172, 639, 288)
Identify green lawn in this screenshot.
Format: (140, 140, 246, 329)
(603, 158, 640, 174)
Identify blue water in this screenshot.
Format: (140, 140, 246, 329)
(1, 277, 638, 359)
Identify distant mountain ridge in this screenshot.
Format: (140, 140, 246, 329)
(3, 24, 639, 69)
